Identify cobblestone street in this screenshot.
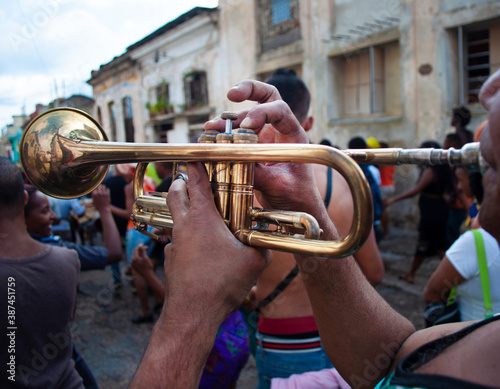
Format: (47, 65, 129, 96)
(74, 227, 440, 388)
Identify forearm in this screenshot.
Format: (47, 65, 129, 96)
(142, 269, 166, 298)
(353, 228, 385, 286)
(99, 208, 122, 263)
(390, 188, 418, 203)
(110, 204, 132, 220)
(294, 201, 415, 388)
(423, 286, 444, 303)
(130, 302, 222, 388)
(423, 256, 464, 304)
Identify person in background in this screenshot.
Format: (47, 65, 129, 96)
(130, 242, 166, 323)
(153, 162, 174, 193)
(241, 69, 383, 387)
(348, 136, 384, 243)
(106, 164, 157, 291)
(424, 171, 500, 321)
(474, 120, 487, 143)
(385, 140, 453, 284)
(51, 197, 86, 242)
(105, 164, 135, 290)
(23, 183, 122, 388)
(465, 121, 488, 227)
(376, 140, 396, 239)
(25, 184, 122, 271)
(0, 157, 84, 388)
(129, 162, 173, 324)
(450, 105, 474, 147)
(443, 133, 473, 245)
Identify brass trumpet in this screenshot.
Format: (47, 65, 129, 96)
(19, 108, 485, 259)
(20, 108, 373, 258)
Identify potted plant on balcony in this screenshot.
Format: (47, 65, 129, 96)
(147, 97, 173, 118)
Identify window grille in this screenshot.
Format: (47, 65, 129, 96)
(465, 29, 490, 104)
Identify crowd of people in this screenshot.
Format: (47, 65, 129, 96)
(1, 67, 499, 389)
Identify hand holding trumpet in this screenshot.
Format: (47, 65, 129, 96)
(204, 80, 323, 214)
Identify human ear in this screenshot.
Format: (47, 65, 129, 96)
(302, 116, 314, 132)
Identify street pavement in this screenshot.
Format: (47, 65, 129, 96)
(73, 227, 440, 388)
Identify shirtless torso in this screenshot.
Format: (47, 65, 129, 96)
(255, 164, 384, 319)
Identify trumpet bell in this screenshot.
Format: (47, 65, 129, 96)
(20, 108, 109, 199)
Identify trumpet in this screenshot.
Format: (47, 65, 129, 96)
(19, 108, 486, 259)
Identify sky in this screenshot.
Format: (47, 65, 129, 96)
(0, 0, 219, 132)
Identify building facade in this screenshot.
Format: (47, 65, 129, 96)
(89, 0, 499, 147)
(219, 0, 498, 148)
(87, 7, 220, 144)
(87, 0, 500, 225)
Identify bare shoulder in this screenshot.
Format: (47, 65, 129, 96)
(391, 321, 474, 369)
(392, 319, 500, 386)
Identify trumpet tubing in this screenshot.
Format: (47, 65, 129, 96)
(20, 108, 372, 259)
(344, 143, 486, 172)
(20, 107, 486, 259)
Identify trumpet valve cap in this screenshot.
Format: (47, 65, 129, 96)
(221, 111, 239, 121)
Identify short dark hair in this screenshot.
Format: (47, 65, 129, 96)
(348, 136, 368, 149)
(265, 68, 310, 123)
(0, 157, 25, 216)
(452, 105, 471, 127)
(420, 140, 441, 149)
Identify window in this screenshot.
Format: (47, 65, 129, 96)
(107, 102, 117, 141)
(258, 0, 301, 51)
(148, 80, 172, 116)
(184, 71, 208, 109)
(154, 123, 173, 143)
(343, 47, 385, 115)
(457, 22, 500, 105)
(188, 115, 210, 143)
(156, 81, 169, 104)
(122, 96, 135, 142)
(156, 80, 171, 113)
(329, 40, 401, 120)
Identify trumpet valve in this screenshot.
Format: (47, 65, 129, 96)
(221, 111, 239, 134)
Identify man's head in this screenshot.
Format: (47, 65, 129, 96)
(0, 157, 25, 219)
(348, 136, 368, 149)
(451, 105, 471, 128)
(24, 184, 56, 237)
(478, 69, 500, 242)
(265, 68, 313, 130)
(420, 140, 441, 149)
(155, 162, 174, 180)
